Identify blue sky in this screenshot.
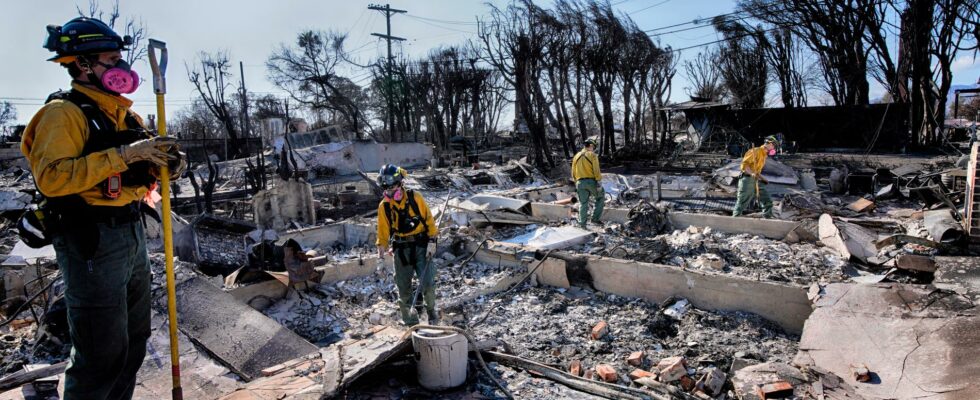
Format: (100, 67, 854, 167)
(2, 0, 978, 125)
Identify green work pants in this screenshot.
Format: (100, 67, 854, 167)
(393, 243, 436, 325)
(732, 175, 774, 218)
(52, 219, 151, 400)
(576, 179, 605, 227)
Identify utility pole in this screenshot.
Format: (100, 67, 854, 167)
(369, 3, 406, 142)
(239, 61, 251, 142)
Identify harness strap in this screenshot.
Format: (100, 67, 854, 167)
(383, 190, 429, 240)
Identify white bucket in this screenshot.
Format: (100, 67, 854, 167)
(411, 328, 468, 390)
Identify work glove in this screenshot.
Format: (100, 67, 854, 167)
(119, 136, 178, 167)
(377, 246, 387, 259)
(426, 242, 437, 259)
(151, 149, 188, 180)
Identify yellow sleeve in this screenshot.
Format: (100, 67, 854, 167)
(740, 148, 760, 175)
(376, 201, 390, 248)
(24, 102, 129, 198)
(571, 154, 580, 181)
(591, 153, 602, 181)
(416, 192, 437, 238)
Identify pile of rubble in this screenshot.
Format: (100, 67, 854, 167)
(587, 224, 849, 285)
(257, 253, 522, 345)
(461, 284, 798, 399)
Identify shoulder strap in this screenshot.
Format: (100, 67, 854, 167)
(406, 190, 428, 233)
(382, 201, 394, 238)
(64, 90, 113, 134)
(574, 151, 594, 168)
(581, 153, 595, 168)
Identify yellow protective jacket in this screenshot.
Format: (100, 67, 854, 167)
(740, 145, 769, 176)
(21, 82, 148, 206)
(571, 149, 601, 181)
(376, 190, 437, 248)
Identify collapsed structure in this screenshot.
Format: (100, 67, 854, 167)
(0, 132, 978, 400)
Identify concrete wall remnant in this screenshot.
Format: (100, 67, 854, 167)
(293, 141, 434, 177)
(466, 242, 811, 333)
(253, 180, 316, 231)
(583, 256, 811, 333)
(176, 215, 256, 271)
(279, 222, 376, 251)
(668, 213, 801, 241)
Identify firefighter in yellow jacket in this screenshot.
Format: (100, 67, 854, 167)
(732, 136, 779, 218)
(375, 165, 438, 325)
(571, 138, 604, 228)
(22, 17, 185, 399)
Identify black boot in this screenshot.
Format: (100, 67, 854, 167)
(426, 308, 440, 324)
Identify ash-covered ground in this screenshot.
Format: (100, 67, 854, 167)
(462, 284, 798, 399)
(252, 242, 799, 399)
(588, 225, 850, 285)
(260, 254, 522, 345)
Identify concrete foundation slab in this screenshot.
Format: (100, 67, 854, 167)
(934, 256, 980, 303)
(796, 283, 980, 399)
(0, 310, 243, 400)
(135, 310, 243, 398)
(217, 327, 410, 399)
(160, 277, 319, 381)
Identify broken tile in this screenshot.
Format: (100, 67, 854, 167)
(591, 320, 608, 340)
(850, 363, 871, 382)
(628, 368, 654, 380)
(595, 364, 617, 382)
(627, 351, 644, 367)
(756, 381, 794, 399)
(698, 367, 727, 396)
(657, 356, 686, 382)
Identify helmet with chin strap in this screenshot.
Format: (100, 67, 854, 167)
(377, 164, 406, 189)
(43, 17, 131, 64)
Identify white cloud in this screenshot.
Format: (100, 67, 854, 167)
(951, 55, 978, 75)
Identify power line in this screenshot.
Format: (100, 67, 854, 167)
(628, 0, 676, 15)
(347, 8, 369, 32)
(405, 15, 477, 34)
(643, 0, 804, 33)
(669, 23, 789, 53)
(404, 14, 479, 26)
